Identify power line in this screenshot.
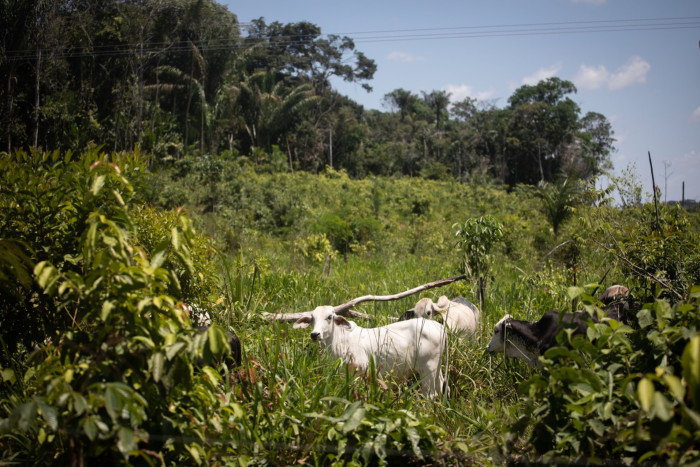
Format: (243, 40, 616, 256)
(3, 16, 699, 63)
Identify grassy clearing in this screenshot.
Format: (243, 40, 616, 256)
(211, 247, 574, 462)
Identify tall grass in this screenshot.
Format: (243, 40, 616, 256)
(208, 241, 588, 462)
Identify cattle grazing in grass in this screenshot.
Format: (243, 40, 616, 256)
(598, 285, 634, 324)
(486, 310, 593, 367)
(487, 285, 636, 367)
(294, 306, 448, 398)
(401, 296, 480, 336)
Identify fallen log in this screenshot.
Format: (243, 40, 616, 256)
(263, 274, 467, 323)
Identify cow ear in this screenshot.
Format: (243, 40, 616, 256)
(436, 296, 450, 310)
(293, 316, 313, 329)
(334, 315, 351, 329)
(400, 309, 416, 320)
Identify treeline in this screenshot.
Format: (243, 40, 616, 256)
(2, 0, 614, 186)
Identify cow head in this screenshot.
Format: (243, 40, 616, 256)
(413, 297, 441, 319)
(293, 306, 352, 344)
(486, 314, 513, 355)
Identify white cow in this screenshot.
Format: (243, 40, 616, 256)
(294, 306, 447, 398)
(410, 296, 480, 336)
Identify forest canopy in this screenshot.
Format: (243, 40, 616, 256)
(1, 0, 614, 186)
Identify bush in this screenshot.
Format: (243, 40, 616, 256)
(504, 286, 700, 465)
(0, 151, 237, 464)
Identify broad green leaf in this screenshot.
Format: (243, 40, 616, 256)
(37, 400, 58, 431)
(202, 366, 221, 384)
(83, 418, 97, 441)
(587, 418, 605, 436)
(151, 352, 165, 383)
(567, 286, 585, 300)
(637, 309, 654, 329)
(342, 405, 366, 434)
(117, 426, 136, 456)
(17, 401, 38, 431)
(663, 374, 685, 402)
(73, 393, 88, 415)
(682, 336, 700, 408)
(638, 377, 654, 412)
(544, 347, 571, 360)
(104, 386, 120, 422)
(34, 261, 59, 292)
(690, 285, 700, 299)
(91, 174, 105, 196)
(132, 336, 155, 349)
(1, 368, 16, 384)
(101, 301, 115, 321)
(653, 392, 673, 422)
(166, 342, 186, 360)
(208, 326, 229, 357)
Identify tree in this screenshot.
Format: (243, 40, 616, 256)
(421, 90, 451, 130)
(506, 78, 583, 185)
(244, 19, 376, 94)
(453, 215, 504, 311)
(234, 71, 318, 154)
(573, 111, 615, 179)
(534, 178, 582, 235)
(383, 88, 417, 122)
(0, 0, 46, 152)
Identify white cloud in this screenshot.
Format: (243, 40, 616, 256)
(443, 84, 494, 102)
(521, 63, 562, 86)
(573, 64, 609, 90)
(609, 56, 651, 90)
(387, 51, 425, 63)
(573, 56, 650, 91)
(690, 106, 700, 122)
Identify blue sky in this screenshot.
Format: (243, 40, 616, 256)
(222, 0, 700, 202)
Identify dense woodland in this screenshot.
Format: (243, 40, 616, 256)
(2, 0, 615, 186)
(1, 0, 699, 465)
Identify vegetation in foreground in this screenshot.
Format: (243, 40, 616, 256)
(1, 149, 699, 465)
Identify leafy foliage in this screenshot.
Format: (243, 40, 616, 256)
(0, 150, 235, 464)
(504, 286, 700, 465)
(1, 1, 616, 190)
(1, 148, 699, 464)
(453, 215, 505, 309)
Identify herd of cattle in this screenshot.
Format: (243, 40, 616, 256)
(198, 285, 634, 398)
(289, 284, 633, 398)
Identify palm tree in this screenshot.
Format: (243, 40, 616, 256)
(535, 178, 582, 235)
(234, 71, 318, 153)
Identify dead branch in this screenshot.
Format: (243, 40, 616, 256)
(263, 274, 467, 323)
(262, 309, 372, 323)
(594, 236, 683, 300)
(332, 274, 467, 314)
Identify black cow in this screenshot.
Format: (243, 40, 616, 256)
(487, 285, 636, 367)
(486, 310, 594, 367)
(195, 325, 242, 370)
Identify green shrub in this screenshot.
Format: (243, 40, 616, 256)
(0, 154, 236, 464)
(504, 286, 700, 465)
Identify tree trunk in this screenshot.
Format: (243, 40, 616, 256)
(4, 66, 16, 153)
(32, 48, 41, 148)
(137, 34, 144, 148)
(184, 59, 194, 151)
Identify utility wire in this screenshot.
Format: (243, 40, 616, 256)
(3, 16, 699, 62)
